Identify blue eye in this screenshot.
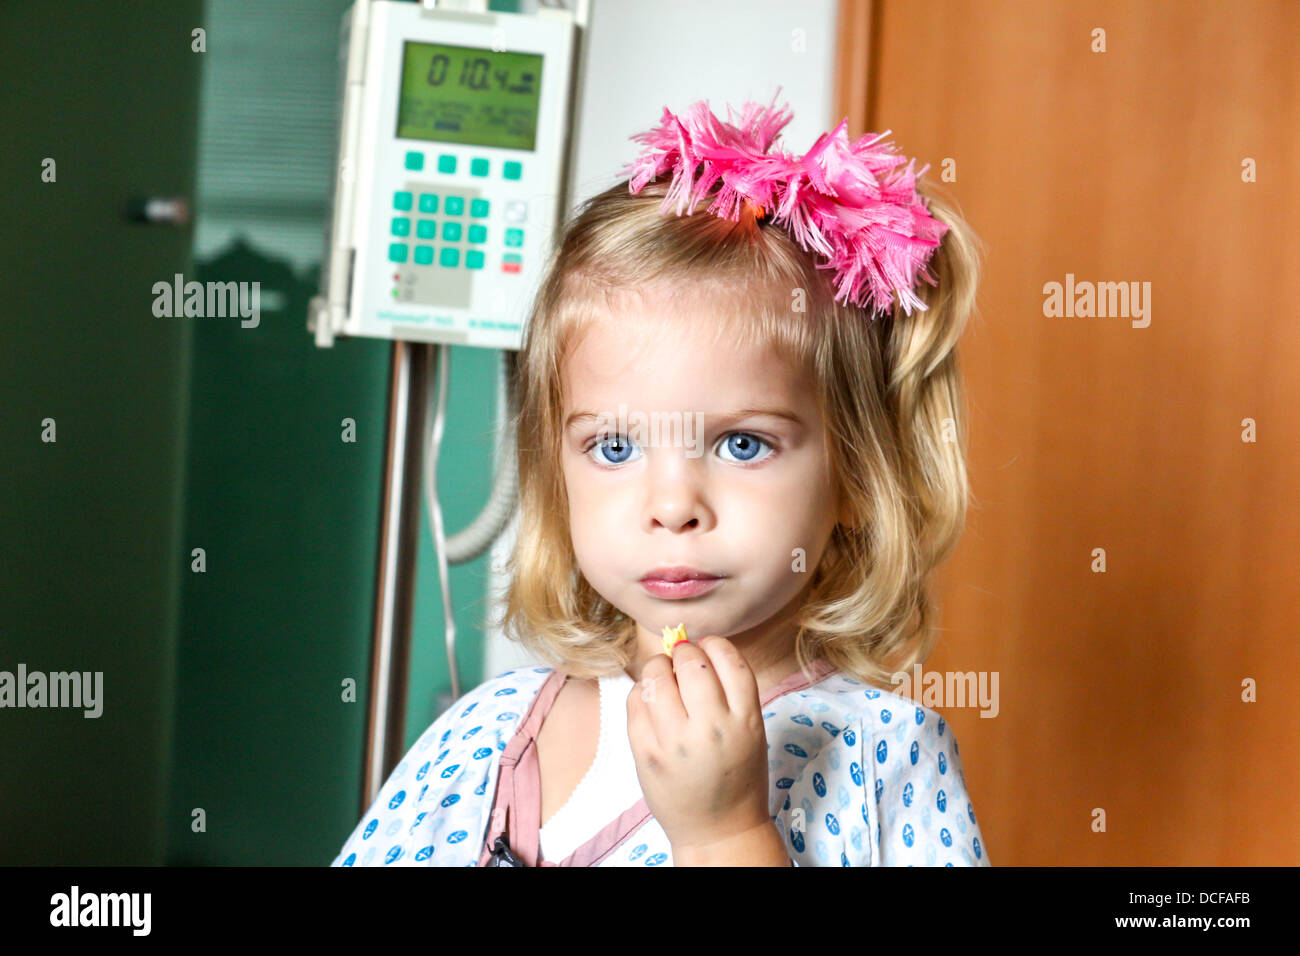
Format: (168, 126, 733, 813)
(588, 435, 641, 466)
(717, 432, 772, 463)
(585, 431, 773, 466)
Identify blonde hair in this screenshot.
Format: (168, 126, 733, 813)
(494, 175, 983, 688)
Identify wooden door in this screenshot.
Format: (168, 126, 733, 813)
(837, 0, 1300, 865)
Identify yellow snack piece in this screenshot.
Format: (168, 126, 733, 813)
(661, 623, 688, 656)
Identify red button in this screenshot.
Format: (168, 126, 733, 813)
(502, 262, 521, 274)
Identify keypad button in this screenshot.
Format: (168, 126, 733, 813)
(471, 157, 489, 177)
(466, 249, 485, 270)
(445, 196, 464, 216)
(468, 224, 487, 243)
(437, 154, 456, 174)
(439, 247, 459, 268)
(470, 198, 490, 218)
(416, 220, 436, 240)
(503, 161, 522, 180)
(388, 243, 408, 263)
(504, 228, 524, 248)
(504, 200, 527, 223)
(442, 222, 462, 242)
(405, 151, 424, 171)
(391, 217, 410, 237)
(414, 246, 434, 266)
(418, 193, 438, 214)
(394, 191, 413, 211)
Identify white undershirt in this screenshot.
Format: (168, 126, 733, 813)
(537, 671, 642, 863)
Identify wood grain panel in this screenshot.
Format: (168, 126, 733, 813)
(837, 0, 1300, 865)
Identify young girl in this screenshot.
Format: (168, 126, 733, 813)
(332, 95, 989, 867)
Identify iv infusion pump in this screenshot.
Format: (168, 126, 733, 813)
(310, 1, 577, 350)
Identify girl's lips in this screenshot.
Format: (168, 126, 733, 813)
(640, 577, 723, 599)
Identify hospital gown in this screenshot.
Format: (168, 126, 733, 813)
(330, 663, 990, 867)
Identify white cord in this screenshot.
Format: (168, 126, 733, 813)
(425, 346, 520, 702)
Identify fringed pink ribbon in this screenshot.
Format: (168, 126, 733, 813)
(621, 89, 948, 315)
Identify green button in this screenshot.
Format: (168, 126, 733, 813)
(468, 224, 487, 243)
(414, 246, 434, 266)
(418, 193, 438, 214)
(393, 191, 413, 211)
(416, 220, 436, 240)
(445, 196, 464, 216)
(470, 198, 490, 218)
(388, 243, 408, 263)
(391, 217, 410, 237)
(503, 253, 522, 264)
(439, 247, 459, 268)
(466, 249, 484, 270)
(442, 222, 462, 241)
(405, 151, 424, 171)
(505, 228, 524, 247)
(471, 157, 489, 177)
(503, 161, 522, 180)
(437, 154, 456, 174)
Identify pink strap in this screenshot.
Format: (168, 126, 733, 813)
(478, 656, 839, 867)
(475, 670, 567, 867)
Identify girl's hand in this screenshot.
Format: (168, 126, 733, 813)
(626, 636, 772, 855)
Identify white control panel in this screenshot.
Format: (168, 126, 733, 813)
(311, 0, 576, 349)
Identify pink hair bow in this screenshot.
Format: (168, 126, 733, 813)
(622, 90, 948, 316)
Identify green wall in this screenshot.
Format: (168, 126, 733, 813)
(0, 0, 203, 865)
(0, 0, 501, 865)
(165, 250, 499, 865)
(166, 0, 501, 865)
(164, 254, 500, 864)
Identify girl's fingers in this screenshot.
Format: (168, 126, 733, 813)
(628, 653, 687, 747)
(668, 639, 729, 720)
(696, 636, 760, 718)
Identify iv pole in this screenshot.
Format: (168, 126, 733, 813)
(342, 0, 588, 817)
(361, 339, 431, 817)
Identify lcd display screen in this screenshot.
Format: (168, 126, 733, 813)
(395, 41, 543, 151)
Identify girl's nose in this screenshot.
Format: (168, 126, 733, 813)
(643, 466, 714, 534)
(648, 502, 703, 533)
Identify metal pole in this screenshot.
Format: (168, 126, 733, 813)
(360, 339, 431, 815)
